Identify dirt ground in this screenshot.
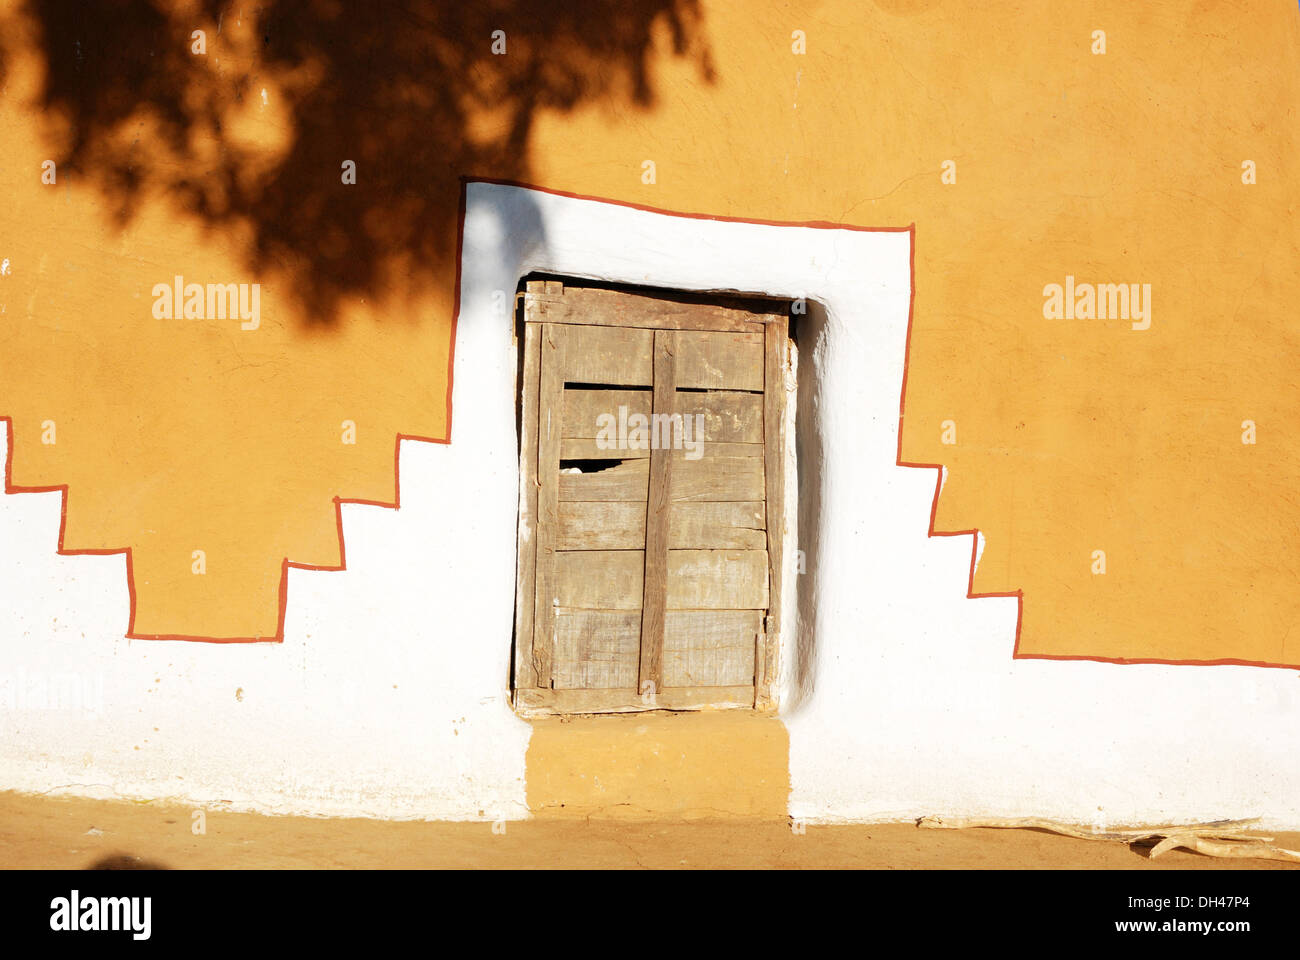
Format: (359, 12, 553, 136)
(1, 792, 1297, 869)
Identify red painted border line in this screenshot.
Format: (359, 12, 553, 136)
(465, 176, 915, 234)
(893, 222, 1024, 648)
(1, 176, 1293, 668)
(0, 178, 905, 644)
(0, 184, 467, 643)
(892, 224, 1297, 672)
(1, 416, 449, 642)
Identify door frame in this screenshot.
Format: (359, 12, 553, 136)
(510, 278, 793, 716)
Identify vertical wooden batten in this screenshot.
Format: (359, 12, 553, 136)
(531, 319, 566, 688)
(513, 316, 543, 693)
(760, 315, 788, 708)
(639, 330, 677, 698)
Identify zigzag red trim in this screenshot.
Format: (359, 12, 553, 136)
(3, 178, 1291, 666)
(1, 415, 449, 642)
(892, 225, 1295, 671)
(0, 183, 464, 643)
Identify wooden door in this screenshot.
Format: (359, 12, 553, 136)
(513, 280, 788, 715)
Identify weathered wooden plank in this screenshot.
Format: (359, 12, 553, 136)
(560, 324, 653, 386)
(512, 322, 542, 690)
(674, 392, 764, 443)
(529, 286, 776, 333)
(556, 501, 646, 549)
(562, 389, 650, 437)
(552, 609, 760, 642)
(640, 331, 676, 695)
(670, 500, 766, 548)
(671, 455, 765, 502)
(673, 441, 763, 460)
(564, 388, 762, 443)
(667, 549, 769, 609)
(515, 684, 756, 716)
(560, 438, 650, 460)
(761, 318, 788, 701)
(559, 438, 761, 461)
(674, 330, 764, 391)
(558, 459, 650, 501)
(531, 324, 565, 687)
(662, 610, 761, 687)
(557, 500, 766, 551)
(556, 550, 645, 610)
(547, 607, 760, 691)
(555, 549, 769, 610)
(551, 610, 641, 690)
(558, 455, 762, 502)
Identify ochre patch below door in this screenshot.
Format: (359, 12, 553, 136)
(513, 280, 789, 715)
(525, 711, 791, 819)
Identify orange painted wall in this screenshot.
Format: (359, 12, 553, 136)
(1, 0, 1297, 664)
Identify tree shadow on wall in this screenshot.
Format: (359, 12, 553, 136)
(8, 0, 714, 322)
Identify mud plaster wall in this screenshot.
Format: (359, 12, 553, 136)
(6, 183, 1300, 826)
(2, 1, 1297, 665)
